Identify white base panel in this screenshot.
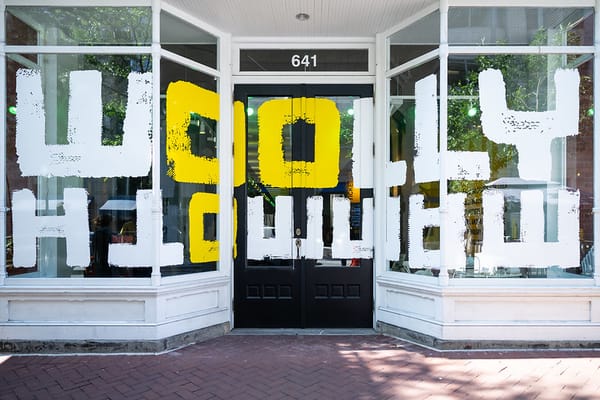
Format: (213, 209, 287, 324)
(377, 274, 600, 344)
(0, 273, 231, 342)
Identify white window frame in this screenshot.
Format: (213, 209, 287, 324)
(375, 0, 600, 289)
(0, 0, 232, 286)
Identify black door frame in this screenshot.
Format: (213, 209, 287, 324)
(233, 84, 374, 328)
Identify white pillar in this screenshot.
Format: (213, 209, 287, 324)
(151, 0, 162, 286)
(438, 0, 450, 286)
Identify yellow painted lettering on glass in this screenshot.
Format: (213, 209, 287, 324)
(166, 81, 219, 184)
(189, 192, 219, 263)
(257, 97, 340, 188)
(233, 101, 246, 187)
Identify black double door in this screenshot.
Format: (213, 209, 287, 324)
(234, 84, 373, 328)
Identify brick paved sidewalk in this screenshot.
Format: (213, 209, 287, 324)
(1, 334, 600, 400)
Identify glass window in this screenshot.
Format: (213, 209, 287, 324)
(448, 7, 594, 46)
(389, 10, 439, 69)
(447, 53, 593, 278)
(6, 6, 151, 46)
(160, 11, 218, 70)
(5, 53, 153, 278)
(160, 60, 219, 276)
(388, 59, 441, 277)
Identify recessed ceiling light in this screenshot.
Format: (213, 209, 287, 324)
(296, 13, 310, 21)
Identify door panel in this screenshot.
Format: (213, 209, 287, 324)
(234, 84, 373, 328)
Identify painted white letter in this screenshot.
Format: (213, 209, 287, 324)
(247, 196, 293, 260)
(12, 188, 90, 268)
(414, 74, 490, 183)
(351, 98, 374, 188)
(408, 193, 466, 269)
(479, 68, 579, 181)
(16, 69, 152, 177)
(478, 189, 579, 268)
(331, 197, 373, 259)
(108, 190, 184, 267)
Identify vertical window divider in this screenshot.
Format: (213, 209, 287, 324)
(0, 0, 6, 286)
(151, 0, 162, 286)
(439, 0, 450, 286)
(218, 32, 233, 281)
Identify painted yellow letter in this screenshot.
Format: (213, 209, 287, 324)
(233, 101, 246, 187)
(166, 81, 219, 184)
(257, 97, 340, 188)
(189, 192, 219, 263)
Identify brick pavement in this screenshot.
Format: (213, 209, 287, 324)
(1, 334, 600, 399)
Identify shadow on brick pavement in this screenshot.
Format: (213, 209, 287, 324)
(1, 334, 600, 399)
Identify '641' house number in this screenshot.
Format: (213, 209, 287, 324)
(291, 54, 317, 68)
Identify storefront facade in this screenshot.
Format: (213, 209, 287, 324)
(1, 0, 599, 352)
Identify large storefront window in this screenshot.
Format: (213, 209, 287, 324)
(448, 53, 594, 278)
(4, 6, 156, 278)
(5, 49, 153, 277)
(387, 6, 595, 279)
(388, 59, 441, 276)
(159, 10, 221, 277)
(4, 5, 224, 280)
(160, 60, 219, 276)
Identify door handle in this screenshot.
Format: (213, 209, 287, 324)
(295, 238, 301, 259)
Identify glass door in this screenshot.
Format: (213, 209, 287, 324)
(234, 84, 373, 328)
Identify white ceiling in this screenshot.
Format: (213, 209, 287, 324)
(162, 0, 438, 38)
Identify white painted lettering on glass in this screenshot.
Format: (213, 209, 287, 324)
(479, 68, 579, 181)
(12, 188, 90, 268)
(331, 197, 373, 259)
(385, 196, 401, 262)
(247, 196, 293, 260)
(108, 190, 184, 267)
(351, 98, 374, 188)
(414, 74, 490, 183)
(16, 69, 152, 177)
(408, 193, 466, 268)
(478, 189, 579, 268)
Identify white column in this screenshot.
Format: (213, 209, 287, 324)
(373, 31, 388, 326)
(438, 0, 450, 286)
(217, 32, 233, 325)
(151, 0, 162, 286)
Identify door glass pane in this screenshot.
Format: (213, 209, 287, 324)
(245, 93, 373, 268)
(246, 96, 293, 267)
(314, 95, 366, 268)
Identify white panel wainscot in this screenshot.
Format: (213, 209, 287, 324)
(0, 273, 232, 345)
(441, 286, 600, 342)
(376, 276, 600, 346)
(384, 289, 435, 319)
(8, 300, 145, 323)
(154, 273, 231, 340)
(164, 291, 220, 320)
(376, 275, 443, 339)
(453, 299, 591, 323)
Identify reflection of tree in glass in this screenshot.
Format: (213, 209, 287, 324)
(33, 7, 151, 45)
(32, 7, 153, 147)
